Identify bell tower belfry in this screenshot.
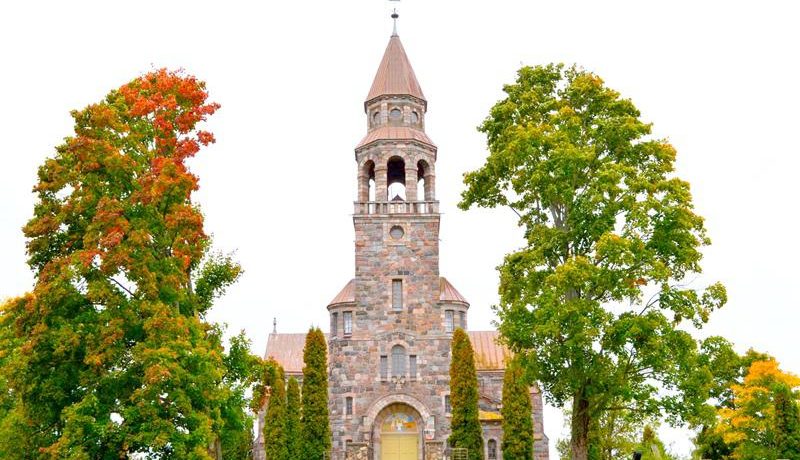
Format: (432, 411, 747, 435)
(325, 17, 468, 460)
(353, 27, 441, 319)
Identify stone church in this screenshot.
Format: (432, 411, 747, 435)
(256, 23, 549, 460)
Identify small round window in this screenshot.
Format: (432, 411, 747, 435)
(411, 111, 419, 123)
(389, 108, 402, 120)
(372, 111, 381, 125)
(390, 225, 404, 239)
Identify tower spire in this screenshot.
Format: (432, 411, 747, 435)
(391, 8, 399, 37)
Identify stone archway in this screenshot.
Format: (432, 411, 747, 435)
(374, 403, 422, 460)
(365, 395, 431, 460)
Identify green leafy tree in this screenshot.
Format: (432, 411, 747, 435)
(716, 359, 800, 459)
(301, 327, 330, 460)
(556, 403, 644, 460)
(636, 426, 674, 460)
(502, 356, 534, 459)
(773, 383, 800, 459)
(459, 64, 727, 460)
(693, 346, 771, 460)
(0, 69, 243, 458)
(286, 376, 302, 459)
(218, 331, 262, 459)
(264, 361, 289, 460)
(449, 328, 484, 460)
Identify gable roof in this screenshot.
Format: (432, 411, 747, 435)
(366, 35, 425, 104)
(265, 330, 510, 374)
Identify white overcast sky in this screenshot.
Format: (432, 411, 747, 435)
(1, 1, 799, 456)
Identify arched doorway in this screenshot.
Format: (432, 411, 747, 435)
(375, 403, 421, 460)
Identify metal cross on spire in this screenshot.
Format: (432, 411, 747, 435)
(390, 0, 400, 36)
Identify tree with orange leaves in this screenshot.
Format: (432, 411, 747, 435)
(716, 359, 800, 459)
(0, 69, 243, 458)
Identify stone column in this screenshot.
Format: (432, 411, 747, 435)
(405, 166, 418, 202)
(424, 173, 435, 201)
(375, 165, 388, 202)
(357, 172, 369, 203)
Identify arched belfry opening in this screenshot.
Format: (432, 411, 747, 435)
(387, 156, 406, 201)
(417, 159, 433, 201)
(359, 160, 376, 202)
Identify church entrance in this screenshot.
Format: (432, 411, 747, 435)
(377, 403, 421, 460)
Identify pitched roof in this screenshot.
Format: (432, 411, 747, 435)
(328, 279, 355, 306)
(355, 126, 436, 150)
(264, 333, 307, 375)
(439, 277, 468, 304)
(469, 331, 513, 371)
(265, 330, 511, 374)
(366, 35, 425, 104)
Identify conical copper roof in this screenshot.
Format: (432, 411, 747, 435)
(366, 35, 425, 104)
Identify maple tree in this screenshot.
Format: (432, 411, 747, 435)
(460, 64, 727, 460)
(715, 359, 800, 459)
(0, 69, 244, 458)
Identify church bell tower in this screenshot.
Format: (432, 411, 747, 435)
(326, 17, 470, 460)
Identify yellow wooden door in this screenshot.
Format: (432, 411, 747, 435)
(381, 433, 418, 460)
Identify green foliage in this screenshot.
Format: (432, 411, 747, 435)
(264, 361, 289, 460)
(301, 327, 330, 460)
(715, 359, 800, 459)
(449, 328, 484, 460)
(693, 346, 770, 460)
(502, 356, 534, 459)
(459, 63, 726, 459)
(286, 377, 302, 459)
(0, 70, 251, 458)
(556, 403, 646, 460)
(773, 383, 800, 459)
(637, 426, 674, 460)
(219, 332, 261, 460)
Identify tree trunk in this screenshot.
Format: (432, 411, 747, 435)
(571, 393, 590, 460)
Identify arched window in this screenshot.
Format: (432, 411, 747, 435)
(391, 345, 406, 377)
(488, 439, 497, 459)
(372, 111, 381, 125)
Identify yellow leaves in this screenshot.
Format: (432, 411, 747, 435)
(715, 358, 800, 452)
(744, 359, 800, 388)
(144, 364, 172, 384)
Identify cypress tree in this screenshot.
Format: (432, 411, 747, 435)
(264, 362, 288, 460)
(774, 383, 800, 458)
(301, 327, 331, 460)
(501, 356, 533, 459)
(448, 328, 485, 460)
(286, 376, 302, 459)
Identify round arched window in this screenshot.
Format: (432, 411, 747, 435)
(389, 108, 402, 120)
(411, 111, 419, 123)
(372, 111, 381, 125)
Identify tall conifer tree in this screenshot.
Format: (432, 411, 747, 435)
(501, 356, 534, 459)
(264, 362, 288, 460)
(774, 383, 800, 459)
(449, 328, 484, 460)
(301, 327, 330, 459)
(285, 376, 302, 459)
